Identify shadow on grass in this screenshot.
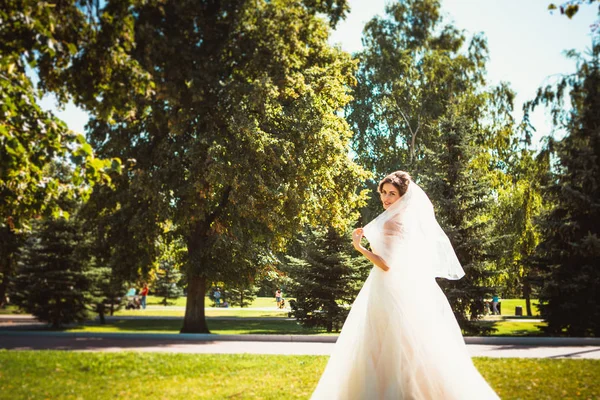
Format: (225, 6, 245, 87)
(56, 318, 330, 335)
(2, 317, 544, 337)
(472, 320, 547, 337)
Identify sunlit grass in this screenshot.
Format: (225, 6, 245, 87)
(495, 298, 541, 317)
(65, 318, 333, 335)
(52, 317, 545, 337)
(113, 309, 289, 318)
(0, 351, 598, 400)
(144, 296, 285, 308)
(474, 320, 547, 336)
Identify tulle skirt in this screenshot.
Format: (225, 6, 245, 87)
(311, 263, 499, 400)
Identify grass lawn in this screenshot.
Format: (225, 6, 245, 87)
(0, 305, 22, 315)
(114, 309, 289, 318)
(145, 296, 283, 308)
(475, 320, 547, 336)
(49, 317, 543, 337)
(0, 351, 598, 399)
(65, 318, 332, 335)
(497, 299, 541, 317)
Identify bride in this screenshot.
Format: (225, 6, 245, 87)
(311, 171, 499, 400)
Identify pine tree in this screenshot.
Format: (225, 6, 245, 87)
(532, 44, 600, 336)
(13, 217, 93, 328)
(285, 227, 370, 333)
(154, 259, 184, 306)
(226, 284, 259, 308)
(424, 113, 499, 334)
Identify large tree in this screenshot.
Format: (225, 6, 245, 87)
(64, 0, 368, 333)
(0, 0, 118, 306)
(348, 0, 488, 190)
(491, 148, 549, 315)
(528, 42, 600, 336)
(423, 109, 500, 334)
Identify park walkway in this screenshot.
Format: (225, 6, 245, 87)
(0, 332, 599, 359)
(1, 314, 599, 359)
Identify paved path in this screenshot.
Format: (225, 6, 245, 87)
(2, 314, 598, 359)
(1, 334, 599, 359)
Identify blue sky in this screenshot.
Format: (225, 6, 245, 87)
(40, 0, 598, 150)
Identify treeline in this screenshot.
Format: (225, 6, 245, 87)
(1, 0, 598, 336)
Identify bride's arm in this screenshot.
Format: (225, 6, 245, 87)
(352, 228, 390, 272)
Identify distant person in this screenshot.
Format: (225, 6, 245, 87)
(214, 288, 221, 307)
(492, 294, 500, 315)
(275, 289, 282, 308)
(140, 283, 149, 310)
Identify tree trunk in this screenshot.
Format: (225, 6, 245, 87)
(97, 303, 106, 324)
(181, 274, 209, 333)
(0, 265, 10, 308)
(523, 279, 532, 317)
(181, 188, 231, 333)
(0, 228, 17, 308)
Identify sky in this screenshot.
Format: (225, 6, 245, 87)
(40, 0, 598, 150)
(329, 0, 599, 149)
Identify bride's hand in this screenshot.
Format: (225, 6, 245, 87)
(352, 228, 364, 250)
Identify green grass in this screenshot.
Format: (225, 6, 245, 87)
(145, 296, 289, 308)
(64, 318, 331, 335)
(145, 295, 187, 307)
(496, 298, 541, 317)
(114, 309, 288, 318)
(29, 317, 542, 337)
(474, 320, 547, 336)
(0, 351, 598, 399)
(0, 306, 22, 315)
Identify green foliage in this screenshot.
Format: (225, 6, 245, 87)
(0, 0, 121, 311)
(348, 0, 510, 333)
(491, 150, 548, 304)
(151, 232, 185, 306)
(348, 0, 488, 187)
(285, 227, 370, 332)
(60, 0, 367, 332)
(225, 284, 260, 308)
(529, 44, 600, 336)
(424, 112, 500, 334)
(154, 260, 184, 306)
(548, 1, 599, 20)
(11, 217, 93, 327)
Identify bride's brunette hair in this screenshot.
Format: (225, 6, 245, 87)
(378, 171, 411, 197)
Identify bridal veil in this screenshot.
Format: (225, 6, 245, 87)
(311, 181, 499, 400)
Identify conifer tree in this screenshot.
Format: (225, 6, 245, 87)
(424, 113, 498, 334)
(285, 227, 370, 333)
(154, 259, 184, 306)
(226, 284, 259, 308)
(529, 43, 600, 336)
(13, 217, 92, 327)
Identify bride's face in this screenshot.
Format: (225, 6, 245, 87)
(380, 183, 401, 209)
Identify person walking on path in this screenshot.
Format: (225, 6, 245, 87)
(275, 289, 282, 308)
(214, 288, 222, 307)
(140, 283, 149, 310)
(492, 294, 500, 315)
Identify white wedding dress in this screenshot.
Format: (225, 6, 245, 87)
(311, 183, 499, 400)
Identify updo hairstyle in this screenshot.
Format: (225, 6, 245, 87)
(378, 171, 411, 197)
